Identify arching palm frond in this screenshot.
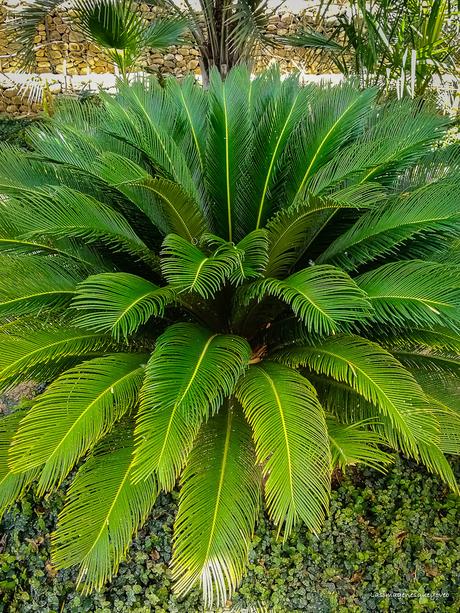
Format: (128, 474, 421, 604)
(73, 273, 176, 340)
(327, 417, 394, 472)
(265, 184, 383, 277)
(286, 86, 378, 205)
(73, 0, 186, 74)
(93, 153, 207, 240)
(52, 430, 157, 592)
(172, 405, 260, 609)
(242, 266, 369, 335)
(0, 411, 39, 517)
(161, 234, 240, 299)
(318, 181, 460, 270)
(165, 76, 209, 174)
(134, 323, 251, 488)
(1, 186, 155, 266)
(275, 335, 438, 457)
(356, 261, 460, 330)
(0, 329, 115, 392)
(9, 354, 146, 493)
(236, 362, 331, 535)
(0, 256, 85, 319)
(205, 67, 253, 242)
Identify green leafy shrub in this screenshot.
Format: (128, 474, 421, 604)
(0, 67, 459, 606)
(1, 458, 459, 612)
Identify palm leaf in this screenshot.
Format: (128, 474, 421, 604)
(274, 335, 439, 456)
(265, 185, 382, 277)
(172, 404, 260, 608)
(0, 411, 39, 517)
(1, 186, 155, 266)
(287, 86, 377, 204)
(229, 230, 269, 284)
(356, 260, 460, 329)
(133, 323, 251, 488)
(73, 273, 176, 340)
(327, 416, 393, 472)
(165, 75, 208, 174)
(9, 354, 146, 493)
(250, 78, 313, 230)
(93, 152, 206, 241)
(318, 181, 460, 270)
(52, 430, 157, 592)
(161, 234, 240, 299)
(236, 362, 331, 535)
(101, 81, 201, 205)
(0, 256, 85, 319)
(205, 67, 253, 242)
(242, 265, 369, 335)
(0, 329, 114, 392)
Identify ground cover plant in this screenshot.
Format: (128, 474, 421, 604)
(0, 67, 459, 606)
(1, 457, 459, 612)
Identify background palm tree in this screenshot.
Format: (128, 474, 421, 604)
(0, 68, 459, 606)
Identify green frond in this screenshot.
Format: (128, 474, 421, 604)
(242, 266, 369, 335)
(327, 417, 394, 472)
(93, 153, 206, 240)
(391, 349, 460, 376)
(274, 335, 439, 457)
(9, 354, 147, 493)
(165, 76, 208, 174)
(172, 404, 260, 608)
(287, 86, 377, 204)
(409, 368, 460, 458)
(318, 181, 460, 270)
(357, 261, 460, 330)
(0, 233, 110, 270)
(0, 186, 155, 266)
(0, 256, 85, 319)
(52, 430, 157, 592)
(133, 323, 251, 488)
(382, 326, 460, 355)
(0, 329, 115, 392)
(161, 234, 240, 298)
(416, 442, 459, 494)
(101, 81, 201, 204)
(206, 67, 253, 242)
(236, 362, 331, 535)
(229, 230, 270, 284)
(73, 273, 176, 340)
(71, 0, 185, 73)
(265, 185, 383, 277)
(0, 411, 39, 518)
(308, 99, 448, 195)
(249, 78, 313, 229)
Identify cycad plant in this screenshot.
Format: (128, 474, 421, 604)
(0, 68, 459, 606)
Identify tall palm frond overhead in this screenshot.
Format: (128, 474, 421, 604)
(5, 0, 339, 80)
(0, 68, 460, 605)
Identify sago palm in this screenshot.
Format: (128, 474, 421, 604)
(0, 68, 459, 606)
